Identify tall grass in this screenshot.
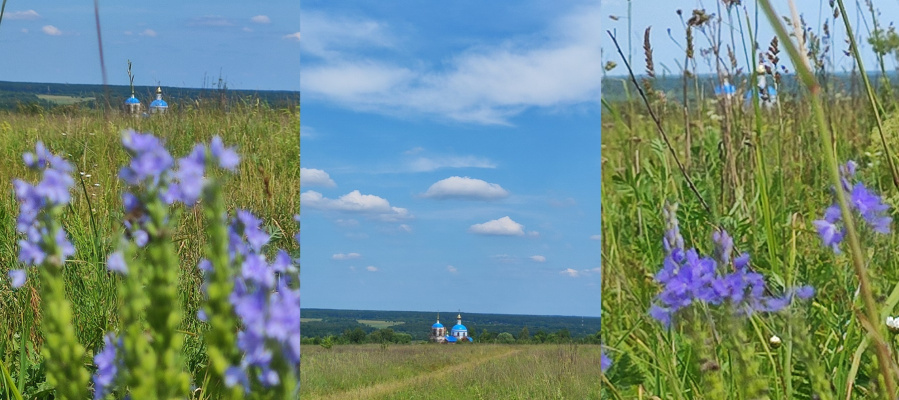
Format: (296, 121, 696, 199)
(0, 103, 299, 395)
(602, 1, 899, 398)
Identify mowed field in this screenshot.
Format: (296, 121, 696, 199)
(301, 344, 604, 399)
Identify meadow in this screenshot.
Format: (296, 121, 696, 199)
(0, 101, 300, 398)
(301, 343, 604, 399)
(601, 1, 899, 399)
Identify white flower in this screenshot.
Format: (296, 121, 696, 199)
(886, 316, 899, 333)
(769, 335, 782, 349)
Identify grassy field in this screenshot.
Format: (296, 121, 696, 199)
(358, 320, 405, 329)
(301, 343, 603, 399)
(35, 94, 96, 105)
(0, 102, 299, 392)
(601, 1, 899, 399)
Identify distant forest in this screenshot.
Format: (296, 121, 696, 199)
(601, 71, 899, 104)
(301, 308, 601, 344)
(0, 80, 299, 111)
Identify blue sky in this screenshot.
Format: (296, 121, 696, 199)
(602, 0, 899, 77)
(300, 0, 602, 317)
(0, 2, 299, 90)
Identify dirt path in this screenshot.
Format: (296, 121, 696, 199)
(317, 347, 523, 400)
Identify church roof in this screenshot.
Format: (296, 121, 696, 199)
(452, 324, 467, 332)
(432, 322, 444, 328)
(125, 95, 140, 105)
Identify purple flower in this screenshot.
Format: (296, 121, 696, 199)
(107, 251, 128, 274)
(601, 349, 612, 373)
(119, 130, 174, 187)
(9, 269, 27, 288)
(210, 136, 240, 171)
(816, 160, 892, 253)
(92, 333, 122, 400)
(14, 142, 76, 268)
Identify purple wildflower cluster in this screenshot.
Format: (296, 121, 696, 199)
(199, 210, 300, 389)
(108, 131, 240, 273)
(649, 203, 814, 327)
(814, 160, 892, 253)
(9, 142, 76, 288)
(92, 334, 123, 400)
(601, 348, 611, 373)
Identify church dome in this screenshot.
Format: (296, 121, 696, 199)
(432, 322, 444, 329)
(150, 98, 168, 108)
(125, 95, 140, 105)
(452, 323, 467, 332)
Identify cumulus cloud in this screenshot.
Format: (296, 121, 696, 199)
(589, 234, 601, 240)
(251, 15, 271, 24)
(408, 156, 496, 172)
(530, 255, 546, 263)
(366, 266, 378, 272)
(560, 268, 580, 278)
(300, 3, 601, 124)
(42, 25, 61, 36)
(283, 32, 301, 41)
(301, 168, 337, 188)
(7, 10, 40, 20)
(560, 267, 601, 278)
(447, 265, 458, 274)
(469, 216, 524, 236)
(139, 29, 157, 37)
(332, 252, 361, 260)
(301, 190, 411, 221)
(422, 176, 508, 200)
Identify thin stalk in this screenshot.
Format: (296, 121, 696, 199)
(758, 1, 897, 397)
(835, 0, 899, 192)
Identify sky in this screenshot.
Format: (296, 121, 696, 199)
(300, 0, 602, 317)
(0, 2, 300, 91)
(602, 0, 899, 78)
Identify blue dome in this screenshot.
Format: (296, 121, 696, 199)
(125, 96, 140, 105)
(432, 322, 444, 329)
(445, 335, 457, 342)
(452, 324, 467, 332)
(150, 99, 168, 108)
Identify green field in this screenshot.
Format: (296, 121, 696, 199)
(358, 320, 405, 329)
(301, 344, 603, 399)
(0, 101, 299, 395)
(36, 94, 96, 105)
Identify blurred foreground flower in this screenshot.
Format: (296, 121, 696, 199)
(814, 160, 891, 253)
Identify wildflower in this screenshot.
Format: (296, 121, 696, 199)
(8, 269, 27, 288)
(887, 316, 899, 333)
(92, 334, 122, 400)
(769, 335, 782, 349)
(106, 251, 128, 274)
(601, 349, 611, 373)
(650, 203, 814, 327)
(815, 160, 891, 253)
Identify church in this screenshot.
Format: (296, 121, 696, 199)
(429, 313, 473, 343)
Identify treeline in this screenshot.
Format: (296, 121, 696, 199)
(301, 308, 601, 342)
(0, 80, 299, 111)
(300, 326, 604, 346)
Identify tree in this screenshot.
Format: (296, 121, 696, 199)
(533, 330, 548, 343)
(517, 327, 530, 343)
(497, 332, 515, 344)
(478, 329, 495, 343)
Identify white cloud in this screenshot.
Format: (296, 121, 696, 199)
(404, 147, 424, 155)
(283, 32, 301, 41)
(332, 252, 361, 260)
(123, 30, 133, 35)
(7, 10, 40, 20)
(560, 268, 580, 278)
(42, 25, 61, 36)
(469, 216, 524, 236)
(251, 15, 271, 24)
(366, 266, 378, 272)
(139, 29, 157, 37)
(336, 219, 359, 227)
(242, 27, 253, 32)
(530, 255, 546, 263)
(301, 168, 337, 188)
(589, 234, 601, 241)
(422, 176, 508, 200)
(408, 156, 496, 172)
(300, 4, 601, 124)
(301, 190, 411, 221)
(300, 10, 394, 59)
(447, 265, 458, 274)
(527, 231, 540, 238)
(398, 224, 412, 233)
